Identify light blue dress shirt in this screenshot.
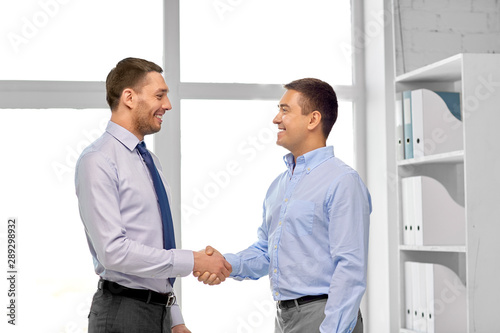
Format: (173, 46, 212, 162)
(225, 146, 371, 333)
(75, 121, 193, 327)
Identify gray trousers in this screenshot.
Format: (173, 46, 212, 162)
(88, 287, 172, 333)
(275, 299, 363, 333)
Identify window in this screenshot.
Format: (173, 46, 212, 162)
(176, 1, 357, 331)
(0, 0, 163, 81)
(0, 109, 155, 332)
(2, 109, 97, 330)
(180, 0, 352, 84)
(180, 100, 281, 332)
(0, 1, 361, 332)
(0, 1, 162, 331)
(180, 99, 353, 332)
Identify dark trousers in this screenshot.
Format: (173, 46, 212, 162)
(88, 287, 172, 333)
(275, 299, 363, 333)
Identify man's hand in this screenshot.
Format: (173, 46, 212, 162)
(193, 246, 226, 285)
(192, 245, 231, 285)
(172, 324, 191, 333)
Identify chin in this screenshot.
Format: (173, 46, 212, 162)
(276, 141, 288, 151)
(152, 123, 162, 132)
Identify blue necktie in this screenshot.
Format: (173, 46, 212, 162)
(137, 142, 176, 287)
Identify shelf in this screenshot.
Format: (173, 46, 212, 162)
(399, 245, 466, 253)
(392, 53, 500, 333)
(396, 54, 462, 83)
(400, 329, 417, 333)
(397, 150, 464, 166)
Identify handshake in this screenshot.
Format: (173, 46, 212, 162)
(192, 246, 231, 286)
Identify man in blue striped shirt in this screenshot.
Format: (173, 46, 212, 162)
(197, 78, 371, 333)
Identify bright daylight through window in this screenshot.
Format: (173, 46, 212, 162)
(0, 0, 355, 332)
(179, 1, 353, 332)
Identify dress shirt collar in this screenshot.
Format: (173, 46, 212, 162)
(106, 121, 141, 152)
(283, 146, 335, 175)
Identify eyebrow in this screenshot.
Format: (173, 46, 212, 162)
(278, 103, 290, 108)
(156, 88, 169, 94)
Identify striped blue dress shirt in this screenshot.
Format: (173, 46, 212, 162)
(225, 146, 371, 333)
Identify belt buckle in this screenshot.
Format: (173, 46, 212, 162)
(166, 293, 176, 307)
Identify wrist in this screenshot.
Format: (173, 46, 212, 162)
(170, 249, 195, 277)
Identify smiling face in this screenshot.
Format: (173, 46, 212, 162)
(131, 71, 171, 140)
(273, 89, 312, 157)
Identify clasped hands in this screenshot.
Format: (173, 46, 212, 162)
(192, 246, 230, 286)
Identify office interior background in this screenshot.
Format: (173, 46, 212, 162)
(1, 0, 499, 332)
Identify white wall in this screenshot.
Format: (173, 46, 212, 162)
(394, 0, 500, 75)
(363, 0, 398, 332)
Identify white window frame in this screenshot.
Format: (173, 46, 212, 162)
(0, 0, 366, 306)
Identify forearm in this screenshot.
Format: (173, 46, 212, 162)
(92, 237, 194, 279)
(224, 244, 270, 280)
(321, 254, 367, 332)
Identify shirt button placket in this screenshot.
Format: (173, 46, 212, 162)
(273, 189, 290, 298)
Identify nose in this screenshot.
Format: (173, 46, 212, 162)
(273, 111, 281, 124)
(163, 96, 172, 111)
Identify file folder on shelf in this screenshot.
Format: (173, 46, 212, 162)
(414, 262, 428, 332)
(404, 262, 467, 333)
(411, 89, 463, 158)
(403, 91, 413, 159)
(425, 263, 467, 333)
(404, 262, 414, 330)
(401, 177, 415, 245)
(396, 92, 405, 160)
(401, 176, 465, 246)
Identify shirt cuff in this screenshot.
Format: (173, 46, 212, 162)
(170, 304, 184, 327)
(223, 253, 240, 277)
(171, 249, 194, 278)
(345, 315, 358, 333)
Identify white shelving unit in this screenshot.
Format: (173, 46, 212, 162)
(394, 54, 500, 333)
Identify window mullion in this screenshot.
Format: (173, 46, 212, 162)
(178, 82, 355, 102)
(0, 80, 106, 109)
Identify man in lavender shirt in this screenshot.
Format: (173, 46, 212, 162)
(76, 58, 231, 333)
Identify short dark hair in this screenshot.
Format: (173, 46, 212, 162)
(106, 57, 163, 110)
(283, 78, 338, 138)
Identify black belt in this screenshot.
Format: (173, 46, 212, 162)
(98, 279, 176, 307)
(278, 294, 328, 309)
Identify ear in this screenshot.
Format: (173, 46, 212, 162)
(307, 110, 322, 131)
(121, 88, 135, 109)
